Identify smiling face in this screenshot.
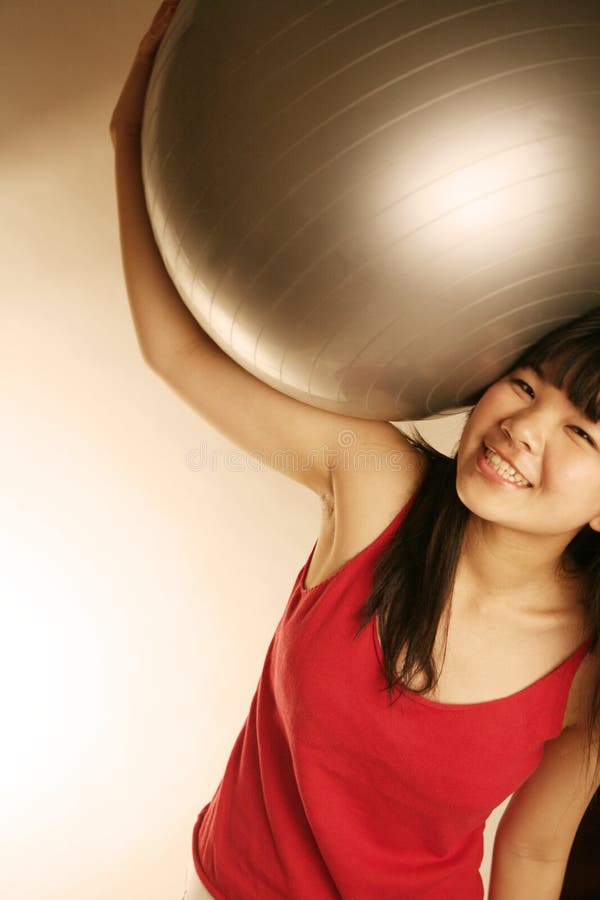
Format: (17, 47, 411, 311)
(456, 357, 600, 544)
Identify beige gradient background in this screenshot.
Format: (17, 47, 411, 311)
(1, 2, 511, 897)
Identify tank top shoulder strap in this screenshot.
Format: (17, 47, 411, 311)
(344, 491, 417, 562)
(299, 492, 417, 595)
(332, 491, 417, 575)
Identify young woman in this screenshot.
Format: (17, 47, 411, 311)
(110, 4, 600, 898)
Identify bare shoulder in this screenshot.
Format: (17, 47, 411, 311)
(330, 421, 428, 528)
(304, 422, 429, 589)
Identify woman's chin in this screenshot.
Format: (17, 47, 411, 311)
(455, 466, 503, 520)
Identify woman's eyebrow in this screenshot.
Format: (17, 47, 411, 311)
(528, 362, 547, 381)
(516, 362, 547, 381)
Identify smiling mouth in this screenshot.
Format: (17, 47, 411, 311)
(480, 444, 532, 487)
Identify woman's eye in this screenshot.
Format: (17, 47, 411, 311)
(570, 426, 596, 447)
(508, 377, 597, 449)
(510, 377, 534, 398)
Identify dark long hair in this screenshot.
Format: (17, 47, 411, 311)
(358, 304, 600, 777)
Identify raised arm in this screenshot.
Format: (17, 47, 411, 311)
(110, 0, 206, 367)
(109, 1, 420, 500)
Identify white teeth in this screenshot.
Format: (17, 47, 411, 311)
(484, 447, 530, 486)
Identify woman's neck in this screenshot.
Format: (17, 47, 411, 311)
(457, 515, 586, 616)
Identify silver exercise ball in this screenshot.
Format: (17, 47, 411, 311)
(141, 0, 600, 420)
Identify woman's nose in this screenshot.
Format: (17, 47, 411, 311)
(500, 418, 541, 456)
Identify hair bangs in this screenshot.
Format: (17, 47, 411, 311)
(519, 337, 600, 424)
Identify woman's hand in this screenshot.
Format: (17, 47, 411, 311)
(109, 0, 181, 146)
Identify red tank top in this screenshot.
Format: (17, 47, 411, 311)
(192, 495, 591, 899)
